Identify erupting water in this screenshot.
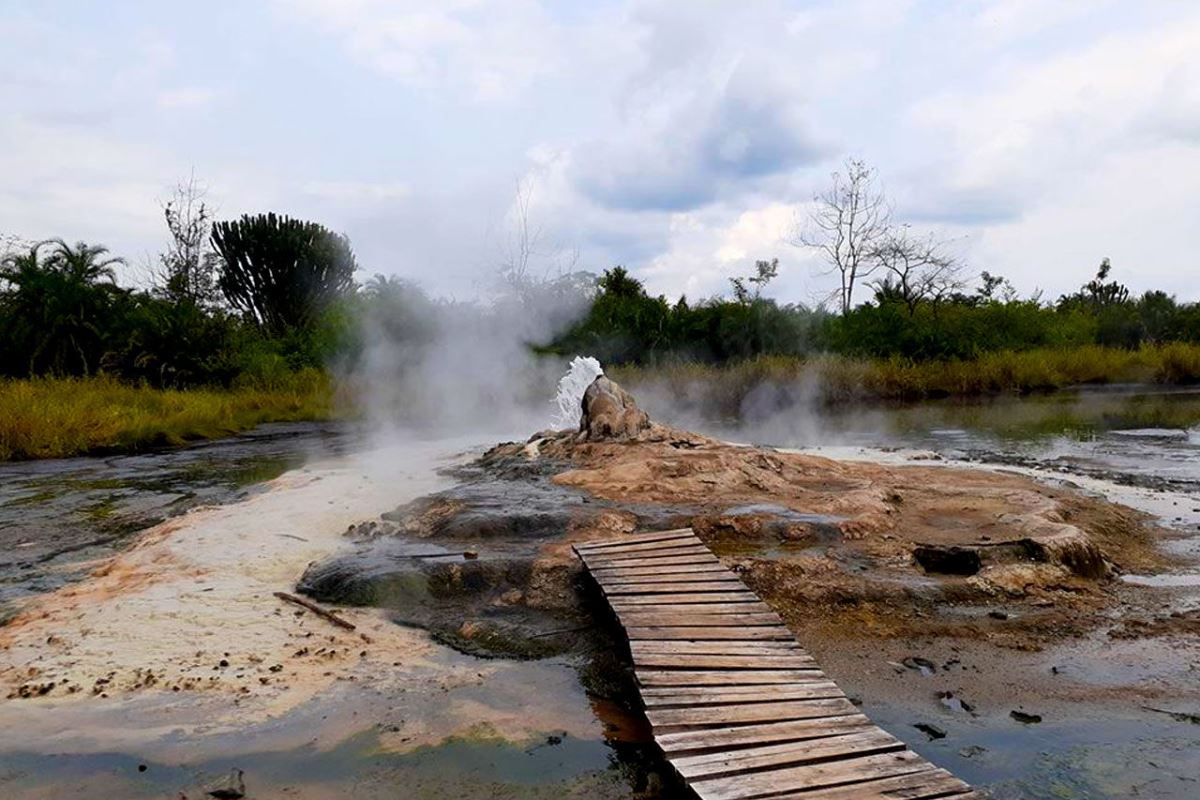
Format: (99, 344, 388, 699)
(552, 356, 603, 429)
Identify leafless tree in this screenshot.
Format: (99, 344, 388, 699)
(793, 159, 890, 315)
(499, 175, 545, 291)
(155, 172, 221, 304)
(867, 226, 964, 315)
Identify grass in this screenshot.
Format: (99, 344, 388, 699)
(613, 343, 1200, 419)
(0, 371, 339, 461)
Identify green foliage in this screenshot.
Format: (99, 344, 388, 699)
(0, 240, 126, 376)
(211, 212, 357, 336)
(554, 259, 1199, 369)
(548, 266, 826, 365)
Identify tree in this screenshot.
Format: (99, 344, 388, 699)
(156, 173, 221, 305)
(867, 228, 962, 315)
(794, 159, 890, 315)
(211, 213, 357, 336)
(730, 258, 779, 305)
(0, 240, 125, 376)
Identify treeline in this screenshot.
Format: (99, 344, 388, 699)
(0, 191, 365, 388)
(547, 262, 1200, 366)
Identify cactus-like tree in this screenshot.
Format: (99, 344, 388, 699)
(211, 213, 356, 335)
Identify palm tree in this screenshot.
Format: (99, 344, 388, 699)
(0, 240, 125, 376)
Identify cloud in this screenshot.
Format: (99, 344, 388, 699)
(570, 62, 824, 212)
(274, 0, 572, 103)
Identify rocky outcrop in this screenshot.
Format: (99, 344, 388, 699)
(578, 375, 651, 441)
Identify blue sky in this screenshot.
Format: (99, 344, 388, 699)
(2, 0, 1199, 303)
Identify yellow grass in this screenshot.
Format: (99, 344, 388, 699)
(0, 372, 338, 461)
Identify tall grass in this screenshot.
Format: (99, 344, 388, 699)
(0, 371, 338, 461)
(613, 344, 1200, 419)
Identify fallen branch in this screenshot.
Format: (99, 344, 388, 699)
(273, 591, 356, 631)
(529, 624, 592, 639)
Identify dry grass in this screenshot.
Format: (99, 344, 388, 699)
(0, 371, 338, 461)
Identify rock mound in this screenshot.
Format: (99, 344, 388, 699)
(579, 375, 651, 441)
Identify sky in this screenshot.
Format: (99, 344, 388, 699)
(2, 0, 1199, 304)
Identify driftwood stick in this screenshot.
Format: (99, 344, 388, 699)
(273, 591, 356, 631)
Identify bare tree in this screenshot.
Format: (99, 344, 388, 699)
(155, 172, 221, 304)
(499, 175, 545, 291)
(793, 159, 890, 315)
(867, 226, 964, 315)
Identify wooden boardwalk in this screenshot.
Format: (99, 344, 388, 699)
(574, 529, 977, 800)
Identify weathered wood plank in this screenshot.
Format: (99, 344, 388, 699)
(617, 612, 782, 627)
(609, 592, 760, 606)
(641, 682, 844, 707)
(626, 626, 793, 641)
(631, 640, 801, 655)
(592, 568, 739, 582)
(574, 530, 694, 550)
(588, 553, 722, 569)
(688, 749, 930, 800)
(646, 697, 859, 728)
(594, 571, 745, 585)
(673, 729, 903, 780)
(654, 715, 873, 753)
(579, 539, 708, 557)
(604, 581, 750, 595)
(590, 563, 729, 578)
(637, 669, 824, 687)
(634, 652, 817, 669)
(619, 602, 776, 616)
(576, 528, 971, 799)
(766, 767, 973, 800)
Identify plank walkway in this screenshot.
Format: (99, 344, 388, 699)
(574, 528, 977, 800)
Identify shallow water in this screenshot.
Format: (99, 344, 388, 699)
(0, 421, 358, 613)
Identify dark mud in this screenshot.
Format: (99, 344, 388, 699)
(299, 454, 696, 660)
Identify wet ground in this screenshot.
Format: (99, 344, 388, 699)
(0, 385, 1198, 797)
(0, 422, 358, 614)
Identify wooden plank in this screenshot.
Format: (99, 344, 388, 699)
(688, 749, 930, 800)
(609, 592, 760, 606)
(655, 715, 873, 754)
(594, 571, 745, 585)
(641, 682, 844, 707)
(574, 529, 972, 799)
(631, 640, 803, 655)
(626, 626, 793, 641)
(634, 653, 817, 669)
(617, 612, 782, 627)
(638, 669, 823, 687)
(588, 553, 721, 568)
(673, 729, 904, 780)
(591, 562, 729, 576)
(604, 581, 749, 595)
(647, 697, 858, 728)
(591, 564, 730, 578)
(588, 554, 715, 573)
(574, 531, 695, 551)
(578, 539, 707, 557)
(618, 601, 775, 615)
(767, 768, 972, 800)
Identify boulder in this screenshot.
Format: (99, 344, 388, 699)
(578, 375, 651, 441)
